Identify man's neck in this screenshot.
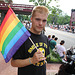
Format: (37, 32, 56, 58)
(29, 28, 41, 35)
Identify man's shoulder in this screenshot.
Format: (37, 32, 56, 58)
(61, 46, 66, 50)
(50, 39, 54, 42)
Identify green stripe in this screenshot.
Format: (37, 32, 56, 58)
(1, 22, 23, 54)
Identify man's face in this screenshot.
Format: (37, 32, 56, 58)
(31, 12, 48, 34)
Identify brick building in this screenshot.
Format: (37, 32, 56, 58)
(70, 9, 75, 26)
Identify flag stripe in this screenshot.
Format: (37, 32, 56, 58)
(0, 8, 13, 33)
(3, 26, 27, 59)
(5, 30, 30, 63)
(0, 17, 20, 51)
(2, 22, 23, 54)
(0, 13, 16, 39)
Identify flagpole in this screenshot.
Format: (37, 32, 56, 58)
(29, 37, 38, 50)
(8, 5, 10, 8)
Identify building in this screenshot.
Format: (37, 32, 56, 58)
(0, 1, 34, 25)
(70, 9, 75, 26)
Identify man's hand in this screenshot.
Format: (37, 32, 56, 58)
(31, 49, 46, 64)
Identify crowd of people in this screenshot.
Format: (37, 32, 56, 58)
(48, 35, 66, 61)
(49, 25, 75, 33)
(22, 21, 32, 30)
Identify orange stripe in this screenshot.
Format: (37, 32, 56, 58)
(0, 8, 13, 33)
(0, 18, 20, 51)
(1, 13, 16, 40)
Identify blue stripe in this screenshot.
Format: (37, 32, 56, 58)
(3, 26, 27, 59)
(5, 30, 31, 63)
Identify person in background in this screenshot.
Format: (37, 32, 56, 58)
(49, 35, 55, 41)
(26, 21, 30, 30)
(11, 6, 50, 75)
(49, 37, 58, 50)
(48, 35, 51, 40)
(23, 21, 26, 27)
(41, 27, 45, 34)
(56, 40, 66, 60)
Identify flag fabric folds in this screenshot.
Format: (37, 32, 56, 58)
(0, 7, 31, 63)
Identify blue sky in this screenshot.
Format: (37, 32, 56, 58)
(13, 0, 75, 16)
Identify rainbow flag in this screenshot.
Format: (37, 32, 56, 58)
(0, 7, 31, 63)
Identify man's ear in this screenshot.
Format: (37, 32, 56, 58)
(31, 17, 32, 22)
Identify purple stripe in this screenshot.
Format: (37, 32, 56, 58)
(5, 30, 31, 63)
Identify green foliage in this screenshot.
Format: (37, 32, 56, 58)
(29, 0, 53, 6)
(47, 6, 62, 24)
(17, 15, 31, 22)
(47, 6, 70, 25)
(29, 0, 35, 2)
(46, 48, 62, 63)
(5, 0, 13, 3)
(57, 15, 70, 25)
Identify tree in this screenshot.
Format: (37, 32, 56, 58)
(29, 0, 46, 6)
(29, 0, 57, 6)
(57, 15, 70, 25)
(5, 0, 13, 3)
(47, 6, 62, 25)
(17, 15, 31, 22)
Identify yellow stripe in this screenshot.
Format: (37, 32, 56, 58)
(1, 13, 15, 40)
(0, 13, 15, 51)
(0, 17, 20, 51)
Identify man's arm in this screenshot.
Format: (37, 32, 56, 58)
(11, 49, 46, 67)
(11, 58, 32, 67)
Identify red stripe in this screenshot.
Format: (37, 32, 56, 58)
(0, 8, 13, 33)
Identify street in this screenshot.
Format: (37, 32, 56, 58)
(45, 27, 75, 49)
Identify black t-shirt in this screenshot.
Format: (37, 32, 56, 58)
(13, 30, 50, 75)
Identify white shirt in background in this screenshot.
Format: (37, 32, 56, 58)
(56, 44, 66, 57)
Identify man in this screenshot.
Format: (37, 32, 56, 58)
(49, 35, 55, 41)
(56, 40, 66, 59)
(11, 6, 50, 75)
(49, 37, 58, 50)
(48, 35, 51, 40)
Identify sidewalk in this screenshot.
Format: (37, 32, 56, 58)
(46, 63, 61, 75)
(0, 53, 61, 75)
(0, 53, 17, 75)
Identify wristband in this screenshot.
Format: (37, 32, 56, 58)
(29, 58, 32, 64)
